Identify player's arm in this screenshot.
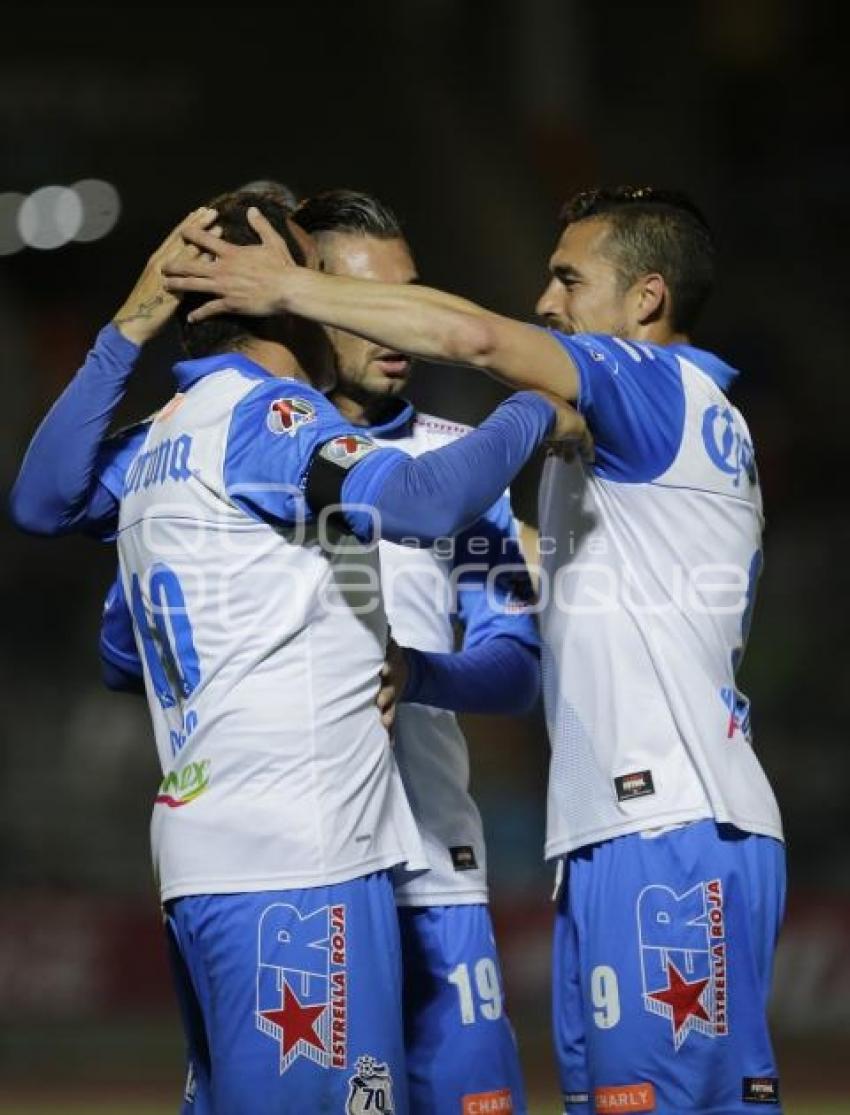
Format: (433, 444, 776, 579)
(100, 576, 145, 695)
(397, 496, 541, 715)
(9, 209, 215, 537)
(164, 208, 581, 402)
(9, 326, 142, 536)
(226, 381, 583, 546)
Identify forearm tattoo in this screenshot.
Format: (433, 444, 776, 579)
(114, 293, 167, 327)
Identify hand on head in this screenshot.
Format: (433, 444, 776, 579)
(163, 206, 307, 323)
(113, 207, 219, 344)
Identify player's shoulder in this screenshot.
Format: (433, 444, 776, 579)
(567, 332, 680, 372)
(237, 374, 328, 407)
(228, 376, 336, 438)
(411, 411, 472, 447)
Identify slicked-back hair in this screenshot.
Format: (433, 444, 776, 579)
(238, 179, 299, 210)
(293, 188, 403, 239)
(560, 186, 716, 332)
(178, 189, 307, 359)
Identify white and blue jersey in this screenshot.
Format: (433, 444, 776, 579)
(103, 351, 427, 901)
(539, 334, 782, 857)
(102, 399, 534, 1113)
(368, 404, 538, 907)
(101, 398, 539, 907)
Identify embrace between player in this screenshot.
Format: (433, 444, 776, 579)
(12, 183, 786, 1115)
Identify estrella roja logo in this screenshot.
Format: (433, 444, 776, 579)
(155, 759, 211, 808)
(637, 877, 729, 1050)
(256, 902, 348, 1074)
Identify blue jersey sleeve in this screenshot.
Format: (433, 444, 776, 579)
(340, 392, 555, 544)
(401, 493, 541, 715)
(9, 324, 142, 537)
(454, 494, 539, 652)
(550, 332, 686, 482)
(227, 384, 556, 541)
(83, 424, 149, 540)
(100, 576, 145, 694)
(223, 380, 381, 524)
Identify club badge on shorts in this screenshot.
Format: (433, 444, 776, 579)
(255, 902, 347, 1073)
(346, 1055, 395, 1114)
(638, 878, 728, 1050)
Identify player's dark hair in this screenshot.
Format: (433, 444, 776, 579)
(293, 189, 403, 239)
(178, 189, 307, 359)
(237, 179, 299, 210)
(560, 186, 715, 331)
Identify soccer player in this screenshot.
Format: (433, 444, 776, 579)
(165, 186, 786, 1114)
(10, 189, 583, 1114)
(271, 188, 532, 1113)
(102, 187, 534, 1114)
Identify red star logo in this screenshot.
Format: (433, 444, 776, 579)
(259, 982, 326, 1059)
(649, 960, 710, 1037)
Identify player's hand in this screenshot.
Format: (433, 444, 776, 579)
(376, 637, 409, 736)
(535, 391, 595, 463)
(163, 206, 314, 324)
(112, 208, 219, 345)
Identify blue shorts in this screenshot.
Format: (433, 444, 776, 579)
(399, 903, 527, 1114)
(553, 821, 786, 1115)
(164, 871, 408, 1114)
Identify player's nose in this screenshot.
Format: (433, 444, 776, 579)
(535, 278, 563, 324)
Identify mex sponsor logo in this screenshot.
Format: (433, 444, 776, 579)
(155, 758, 210, 808)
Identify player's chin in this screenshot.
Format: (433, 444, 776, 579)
(370, 366, 411, 393)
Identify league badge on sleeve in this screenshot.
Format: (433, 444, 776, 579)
(637, 878, 728, 1051)
(346, 1055, 395, 1115)
(319, 435, 378, 469)
(267, 397, 317, 437)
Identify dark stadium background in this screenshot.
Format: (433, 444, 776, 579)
(1, 3, 847, 1112)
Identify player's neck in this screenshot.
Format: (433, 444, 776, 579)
(239, 339, 310, 384)
(630, 322, 690, 347)
(330, 391, 392, 429)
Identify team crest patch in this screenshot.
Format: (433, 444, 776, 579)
(637, 878, 728, 1050)
(267, 396, 317, 437)
(256, 902, 347, 1073)
(346, 1055, 395, 1114)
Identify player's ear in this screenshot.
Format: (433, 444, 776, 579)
(634, 272, 666, 326)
